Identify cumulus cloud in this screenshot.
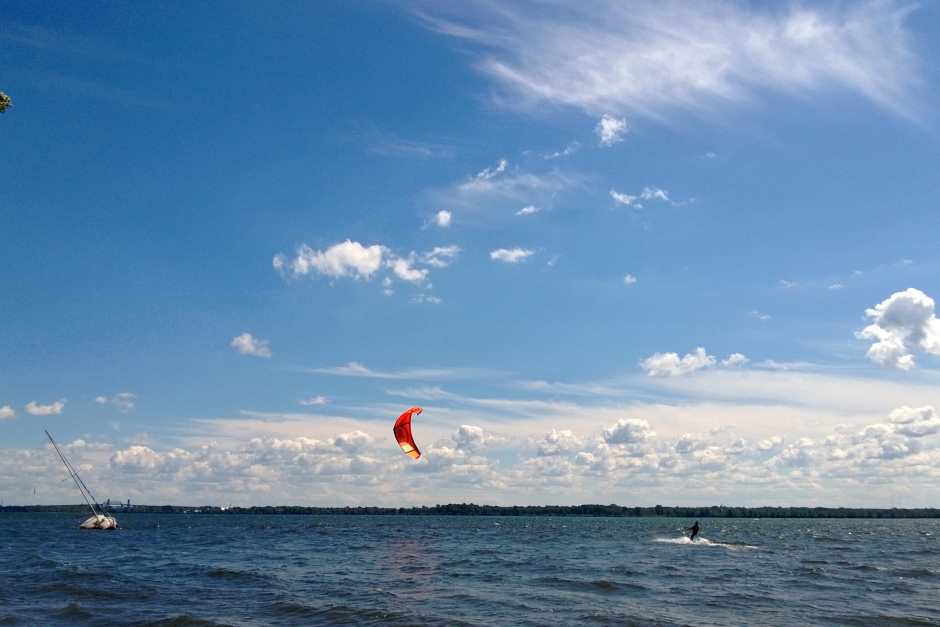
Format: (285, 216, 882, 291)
(25, 400, 65, 416)
(641, 348, 715, 377)
(856, 288, 940, 370)
(419, 1, 924, 121)
(889, 406, 940, 438)
(603, 418, 654, 444)
(95, 392, 137, 413)
(536, 429, 584, 457)
(623, 273, 637, 285)
(434, 210, 452, 227)
(273, 240, 386, 280)
(452, 425, 495, 453)
(110, 430, 381, 483)
(641, 348, 748, 376)
(721, 353, 749, 367)
(595, 114, 628, 146)
(490, 248, 534, 264)
(0, 405, 14, 420)
(230, 333, 272, 359)
(516, 205, 540, 216)
(387, 255, 428, 283)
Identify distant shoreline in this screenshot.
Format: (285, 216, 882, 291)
(2, 504, 939, 518)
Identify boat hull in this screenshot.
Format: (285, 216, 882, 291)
(80, 514, 118, 530)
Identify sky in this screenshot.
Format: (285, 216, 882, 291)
(2, 0, 940, 507)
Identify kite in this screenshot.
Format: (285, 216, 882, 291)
(393, 406, 423, 459)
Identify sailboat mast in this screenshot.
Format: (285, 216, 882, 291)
(45, 430, 99, 518)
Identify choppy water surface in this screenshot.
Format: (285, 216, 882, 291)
(1, 514, 938, 626)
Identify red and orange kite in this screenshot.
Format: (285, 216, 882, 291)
(393, 406, 423, 459)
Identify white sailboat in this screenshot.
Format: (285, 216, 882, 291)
(45, 430, 118, 530)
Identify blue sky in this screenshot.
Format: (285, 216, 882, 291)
(3, 0, 940, 507)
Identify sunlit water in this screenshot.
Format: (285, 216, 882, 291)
(2, 513, 938, 625)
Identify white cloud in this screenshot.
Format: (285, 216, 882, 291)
(640, 186, 670, 202)
(542, 142, 580, 159)
(474, 158, 508, 180)
(95, 392, 137, 413)
(721, 353, 749, 367)
(311, 362, 484, 380)
(516, 205, 540, 216)
(422, 245, 460, 268)
(609, 189, 638, 207)
(889, 405, 940, 438)
(623, 273, 637, 285)
(779, 279, 797, 289)
(230, 333, 272, 359)
(434, 210, 452, 227)
(751, 310, 771, 321)
(641, 347, 715, 377)
(856, 288, 940, 370)
(610, 186, 676, 208)
(536, 429, 584, 457)
(595, 114, 628, 146)
(299, 395, 328, 406)
(0, 405, 14, 420)
(828, 283, 844, 290)
(25, 399, 65, 416)
(452, 425, 495, 453)
(273, 240, 386, 280)
(490, 248, 534, 264)
(420, 1, 923, 121)
(603, 418, 654, 444)
(387, 255, 428, 283)
(411, 293, 443, 305)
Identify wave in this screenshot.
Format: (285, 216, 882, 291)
(206, 566, 266, 582)
(55, 603, 92, 620)
(135, 615, 232, 627)
(535, 576, 649, 594)
(654, 536, 758, 550)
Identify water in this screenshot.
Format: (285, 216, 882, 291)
(1, 513, 938, 626)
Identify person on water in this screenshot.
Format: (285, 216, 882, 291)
(687, 521, 700, 542)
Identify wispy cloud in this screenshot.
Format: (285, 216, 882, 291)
(95, 392, 137, 413)
(610, 186, 681, 209)
(368, 136, 456, 159)
(417, 1, 924, 121)
(309, 362, 489, 381)
(299, 395, 329, 406)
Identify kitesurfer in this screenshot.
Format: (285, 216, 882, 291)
(687, 521, 700, 542)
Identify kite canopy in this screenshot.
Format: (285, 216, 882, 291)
(393, 406, 423, 459)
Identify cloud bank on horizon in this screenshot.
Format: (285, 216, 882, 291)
(2, 0, 939, 507)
